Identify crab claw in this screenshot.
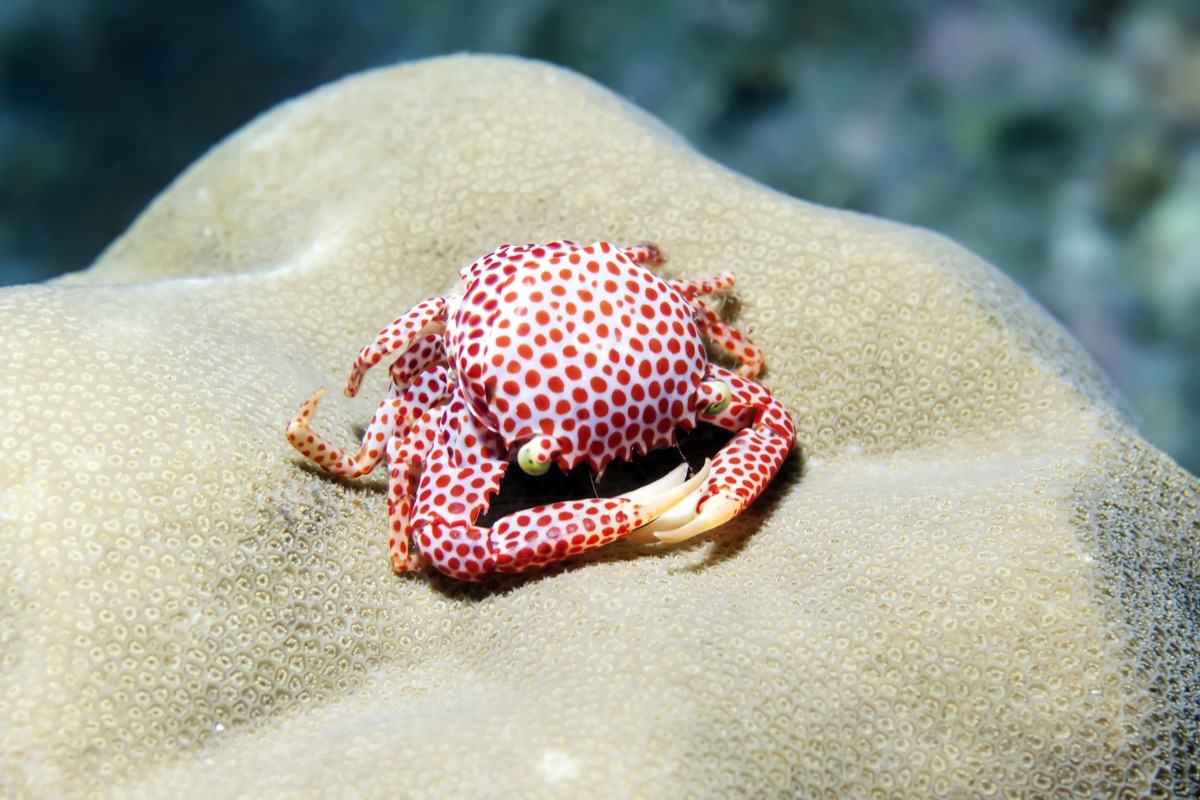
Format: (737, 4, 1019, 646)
(639, 423, 791, 543)
(621, 459, 710, 516)
(637, 365, 794, 544)
(484, 460, 712, 574)
(641, 423, 791, 544)
(635, 484, 742, 544)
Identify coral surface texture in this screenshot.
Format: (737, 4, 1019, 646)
(1, 55, 1196, 799)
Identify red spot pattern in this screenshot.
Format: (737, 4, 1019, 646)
(284, 241, 795, 581)
(447, 242, 706, 472)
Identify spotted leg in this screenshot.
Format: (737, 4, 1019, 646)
(382, 367, 455, 571)
(669, 271, 735, 299)
(404, 399, 711, 580)
(624, 246, 761, 375)
(637, 364, 793, 543)
(286, 334, 446, 478)
(620, 243, 666, 268)
(692, 298, 764, 378)
(668, 271, 765, 378)
(344, 297, 447, 398)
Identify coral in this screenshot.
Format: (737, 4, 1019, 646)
(1, 55, 1196, 798)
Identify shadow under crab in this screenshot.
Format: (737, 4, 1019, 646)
(476, 423, 739, 528)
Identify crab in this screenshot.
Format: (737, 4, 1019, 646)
(286, 241, 794, 581)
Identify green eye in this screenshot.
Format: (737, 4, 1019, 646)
(704, 381, 731, 415)
(518, 438, 553, 475)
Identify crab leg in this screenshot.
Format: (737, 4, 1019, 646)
(488, 460, 709, 575)
(619, 243, 666, 268)
(638, 364, 793, 544)
(287, 335, 447, 478)
(382, 369, 456, 571)
(667, 271, 765, 378)
(402, 400, 710, 580)
(344, 297, 447, 397)
(691, 298, 765, 378)
(669, 271, 735, 299)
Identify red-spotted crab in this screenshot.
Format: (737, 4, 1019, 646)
(286, 241, 794, 580)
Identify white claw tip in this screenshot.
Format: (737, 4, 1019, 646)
(652, 491, 741, 544)
(618, 460, 712, 544)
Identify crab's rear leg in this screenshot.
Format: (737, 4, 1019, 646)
(344, 297, 447, 397)
(624, 247, 761, 375)
(620, 243, 666, 268)
(286, 334, 445, 478)
(636, 364, 793, 543)
(669, 271, 765, 379)
(691, 298, 765, 379)
(406, 401, 711, 580)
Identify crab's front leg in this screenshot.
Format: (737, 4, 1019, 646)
(636, 364, 794, 543)
(406, 400, 710, 580)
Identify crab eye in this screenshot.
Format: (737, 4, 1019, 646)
(704, 381, 732, 415)
(517, 436, 555, 476)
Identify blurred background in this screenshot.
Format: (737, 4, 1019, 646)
(1, 0, 1197, 475)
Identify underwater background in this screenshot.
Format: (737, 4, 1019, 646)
(1, 0, 1197, 476)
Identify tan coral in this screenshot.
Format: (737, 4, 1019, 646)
(1, 55, 1196, 798)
